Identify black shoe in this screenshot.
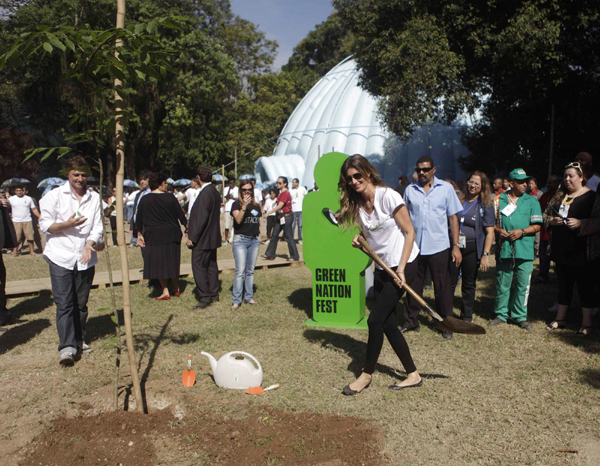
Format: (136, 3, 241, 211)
(342, 382, 370, 396)
(488, 318, 506, 326)
(517, 320, 533, 331)
(400, 325, 419, 334)
(211, 296, 220, 303)
(193, 302, 211, 310)
(442, 331, 454, 340)
(388, 380, 423, 390)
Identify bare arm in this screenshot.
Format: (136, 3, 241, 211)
(393, 205, 416, 286)
(449, 214, 462, 266)
(479, 226, 494, 271)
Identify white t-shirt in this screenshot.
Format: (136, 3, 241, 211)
(290, 186, 307, 212)
(9, 195, 35, 223)
(253, 187, 263, 203)
(126, 190, 139, 205)
(263, 198, 277, 216)
(358, 187, 419, 269)
(186, 188, 201, 215)
(586, 174, 600, 192)
(224, 186, 239, 212)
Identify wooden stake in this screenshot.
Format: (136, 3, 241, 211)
(114, 0, 144, 413)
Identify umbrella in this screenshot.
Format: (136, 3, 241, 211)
(37, 177, 64, 189)
(173, 178, 191, 187)
(255, 183, 265, 190)
(167, 178, 175, 185)
(212, 174, 224, 182)
(2, 177, 30, 187)
(123, 179, 139, 188)
(41, 185, 60, 197)
(239, 174, 255, 181)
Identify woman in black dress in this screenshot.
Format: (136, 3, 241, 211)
(545, 162, 600, 336)
(136, 172, 187, 300)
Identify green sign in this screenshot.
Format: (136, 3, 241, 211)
(302, 152, 371, 329)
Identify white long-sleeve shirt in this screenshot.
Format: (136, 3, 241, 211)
(39, 181, 104, 270)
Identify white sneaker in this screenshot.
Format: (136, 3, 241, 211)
(59, 352, 75, 367)
(82, 343, 93, 354)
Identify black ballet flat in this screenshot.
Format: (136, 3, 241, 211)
(342, 382, 370, 396)
(388, 381, 423, 391)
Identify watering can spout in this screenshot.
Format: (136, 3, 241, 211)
(200, 351, 217, 376)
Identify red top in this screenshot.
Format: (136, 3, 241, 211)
(277, 190, 292, 213)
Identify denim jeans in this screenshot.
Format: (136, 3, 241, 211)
(48, 260, 95, 355)
(293, 212, 302, 241)
(232, 234, 260, 304)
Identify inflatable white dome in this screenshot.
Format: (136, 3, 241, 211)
(255, 56, 473, 188)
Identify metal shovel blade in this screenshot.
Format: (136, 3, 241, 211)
(435, 316, 486, 335)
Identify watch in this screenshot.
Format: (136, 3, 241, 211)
(453, 243, 460, 248)
(483, 252, 490, 256)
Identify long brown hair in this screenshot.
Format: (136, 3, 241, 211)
(237, 181, 260, 211)
(458, 171, 493, 207)
(338, 154, 385, 229)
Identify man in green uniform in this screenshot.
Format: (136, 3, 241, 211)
(490, 168, 543, 330)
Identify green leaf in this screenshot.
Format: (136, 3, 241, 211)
(147, 19, 158, 33)
(135, 69, 146, 80)
(40, 147, 58, 162)
(63, 37, 76, 52)
(97, 307, 110, 313)
(110, 315, 118, 325)
(43, 42, 53, 53)
(134, 23, 145, 35)
(45, 33, 66, 52)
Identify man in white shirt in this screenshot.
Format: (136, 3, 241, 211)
(223, 178, 238, 244)
(9, 184, 40, 256)
(185, 177, 201, 216)
(290, 178, 307, 244)
(39, 156, 104, 366)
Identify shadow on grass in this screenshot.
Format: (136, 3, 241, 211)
(289, 288, 312, 319)
(87, 314, 120, 343)
(553, 332, 600, 354)
(0, 318, 51, 354)
(579, 368, 600, 389)
(8, 293, 54, 317)
(303, 329, 449, 381)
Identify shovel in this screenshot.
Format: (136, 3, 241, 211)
(357, 237, 486, 335)
(245, 384, 280, 395)
(182, 354, 196, 387)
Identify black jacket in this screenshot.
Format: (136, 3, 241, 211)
(188, 183, 222, 250)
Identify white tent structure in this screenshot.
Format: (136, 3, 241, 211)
(255, 56, 474, 188)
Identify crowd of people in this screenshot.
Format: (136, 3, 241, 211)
(340, 152, 600, 394)
(1, 151, 598, 371)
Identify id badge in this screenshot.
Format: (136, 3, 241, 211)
(558, 204, 570, 218)
(501, 204, 516, 217)
(458, 233, 466, 249)
(280, 216, 285, 225)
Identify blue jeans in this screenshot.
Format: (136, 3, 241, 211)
(293, 212, 303, 241)
(232, 234, 260, 304)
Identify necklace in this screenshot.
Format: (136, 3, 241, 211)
(562, 187, 584, 206)
(507, 194, 519, 205)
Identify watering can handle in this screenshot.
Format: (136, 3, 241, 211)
(229, 351, 263, 375)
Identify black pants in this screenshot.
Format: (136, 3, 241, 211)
(266, 216, 275, 239)
(404, 249, 453, 328)
(556, 262, 597, 308)
(449, 241, 479, 321)
(364, 261, 418, 375)
(110, 216, 118, 246)
(0, 254, 8, 324)
(48, 261, 95, 353)
(192, 248, 219, 306)
(264, 215, 299, 260)
(538, 239, 551, 280)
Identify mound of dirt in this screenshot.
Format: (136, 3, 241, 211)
(19, 406, 385, 465)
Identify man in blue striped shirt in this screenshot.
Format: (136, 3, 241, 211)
(403, 156, 463, 339)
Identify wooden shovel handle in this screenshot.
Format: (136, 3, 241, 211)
(357, 236, 444, 323)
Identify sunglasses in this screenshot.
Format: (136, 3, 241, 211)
(415, 166, 433, 173)
(240, 188, 253, 193)
(565, 162, 583, 173)
(345, 172, 364, 183)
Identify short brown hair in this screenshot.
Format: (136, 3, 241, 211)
(197, 166, 213, 182)
(62, 155, 91, 175)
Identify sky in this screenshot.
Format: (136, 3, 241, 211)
(230, 0, 335, 70)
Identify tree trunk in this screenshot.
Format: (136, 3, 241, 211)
(114, 0, 144, 413)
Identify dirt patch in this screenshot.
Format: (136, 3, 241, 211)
(18, 405, 385, 466)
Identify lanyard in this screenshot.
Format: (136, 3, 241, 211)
(460, 200, 477, 231)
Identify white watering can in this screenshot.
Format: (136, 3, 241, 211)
(200, 351, 263, 389)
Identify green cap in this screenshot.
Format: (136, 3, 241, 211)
(508, 168, 531, 181)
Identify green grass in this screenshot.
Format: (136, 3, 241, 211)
(1, 248, 599, 465)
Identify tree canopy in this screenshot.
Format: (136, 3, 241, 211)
(334, 0, 600, 175)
